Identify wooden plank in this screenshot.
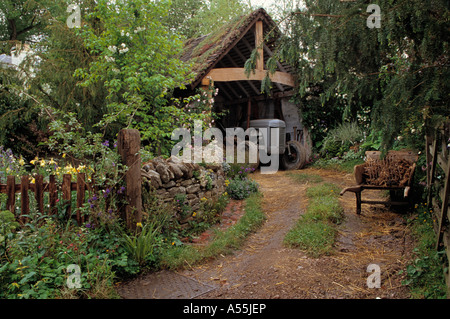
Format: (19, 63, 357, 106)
(206, 67, 295, 87)
(427, 137, 438, 205)
(426, 134, 432, 186)
(438, 153, 448, 174)
(76, 173, 86, 225)
(255, 20, 264, 71)
(62, 174, 72, 220)
(20, 175, 29, 224)
(49, 175, 57, 216)
(6, 175, 15, 213)
(34, 174, 44, 214)
(436, 153, 450, 250)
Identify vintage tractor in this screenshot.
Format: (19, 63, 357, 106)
(236, 118, 307, 170)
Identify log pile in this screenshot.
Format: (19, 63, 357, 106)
(362, 157, 415, 187)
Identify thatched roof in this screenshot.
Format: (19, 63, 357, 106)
(181, 8, 281, 89)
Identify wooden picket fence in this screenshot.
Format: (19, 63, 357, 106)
(0, 129, 143, 230)
(0, 173, 93, 226)
(425, 121, 450, 297)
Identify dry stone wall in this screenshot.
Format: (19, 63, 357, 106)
(141, 156, 226, 222)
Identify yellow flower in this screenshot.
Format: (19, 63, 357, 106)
(62, 153, 66, 158)
(192, 212, 197, 217)
(30, 177, 36, 184)
(11, 282, 19, 288)
(136, 222, 143, 228)
(77, 165, 86, 172)
(201, 197, 207, 202)
(40, 159, 46, 167)
(171, 242, 175, 245)
(224, 192, 228, 196)
(48, 158, 56, 165)
(18, 157, 25, 166)
(30, 156, 38, 165)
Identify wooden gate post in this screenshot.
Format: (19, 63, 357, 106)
(118, 129, 142, 230)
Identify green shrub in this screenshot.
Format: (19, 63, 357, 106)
(226, 163, 256, 180)
(226, 178, 259, 200)
(0, 218, 122, 299)
(321, 121, 364, 158)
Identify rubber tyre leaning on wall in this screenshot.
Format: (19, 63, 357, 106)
(281, 140, 306, 170)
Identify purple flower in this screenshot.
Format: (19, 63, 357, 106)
(102, 140, 109, 147)
(86, 223, 92, 228)
(117, 186, 125, 194)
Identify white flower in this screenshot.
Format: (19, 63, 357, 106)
(118, 43, 129, 54)
(121, 30, 125, 36)
(108, 45, 117, 53)
(105, 56, 115, 63)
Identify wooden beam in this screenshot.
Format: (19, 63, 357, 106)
(227, 50, 261, 96)
(206, 67, 295, 87)
(255, 21, 264, 71)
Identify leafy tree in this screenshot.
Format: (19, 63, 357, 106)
(73, 0, 214, 155)
(164, 0, 251, 39)
(0, 0, 62, 52)
(267, 0, 449, 152)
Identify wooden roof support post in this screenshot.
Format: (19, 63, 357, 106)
(255, 20, 264, 71)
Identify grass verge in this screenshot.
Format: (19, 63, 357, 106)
(159, 192, 265, 269)
(286, 172, 323, 184)
(284, 183, 344, 257)
(310, 158, 364, 173)
(401, 203, 448, 298)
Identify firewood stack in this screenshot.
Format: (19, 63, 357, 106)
(362, 156, 415, 187)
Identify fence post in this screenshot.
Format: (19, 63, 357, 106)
(117, 129, 142, 231)
(6, 175, 15, 213)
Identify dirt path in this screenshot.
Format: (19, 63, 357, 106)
(180, 167, 413, 299)
(117, 167, 414, 299)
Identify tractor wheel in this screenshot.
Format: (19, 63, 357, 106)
(281, 140, 306, 170)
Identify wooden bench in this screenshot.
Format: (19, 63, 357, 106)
(340, 150, 418, 214)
